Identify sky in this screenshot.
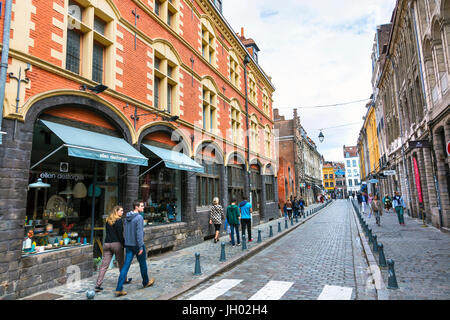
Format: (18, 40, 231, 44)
(222, 0, 396, 162)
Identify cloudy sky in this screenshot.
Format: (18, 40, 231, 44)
(222, 0, 396, 162)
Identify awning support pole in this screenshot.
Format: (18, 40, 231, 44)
(90, 161, 98, 246)
(30, 144, 66, 170)
(139, 160, 163, 178)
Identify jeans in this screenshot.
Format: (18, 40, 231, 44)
(230, 224, 240, 245)
(116, 245, 149, 292)
(374, 210, 381, 225)
(395, 206, 405, 224)
(241, 219, 252, 240)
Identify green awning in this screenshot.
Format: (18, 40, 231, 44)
(38, 120, 148, 166)
(142, 144, 204, 173)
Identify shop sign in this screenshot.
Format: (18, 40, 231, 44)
(40, 172, 85, 181)
(299, 183, 306, 188)
(369, 178, 379, 183)
(413, 157, 423, 203)
(383, 170, 396, 176)
(408, 140, 431, 149)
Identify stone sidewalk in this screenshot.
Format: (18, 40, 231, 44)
(21, 202, 329, 300)
(357, 201, 450, 300)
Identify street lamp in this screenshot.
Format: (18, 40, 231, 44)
(318, 130, 324, 143)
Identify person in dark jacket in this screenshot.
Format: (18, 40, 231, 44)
(226, 198, 240, 246)
(95, 206, 130, 292)
(115, 200, 154, 297)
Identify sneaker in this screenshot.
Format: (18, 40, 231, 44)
(115, 291, 127, 297)
(248, 238, 253, 242)
(95, 286, 103, 292)
(144, 278, 155, 288)
(237, 243, 241, 246)
(124, 278, 132, 285)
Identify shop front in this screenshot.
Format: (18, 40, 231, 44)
(24, 114, 148, 259)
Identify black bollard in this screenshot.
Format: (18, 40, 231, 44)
(219, 242, 226, 262)
(269, 225, 273, 237)
(242, 234, 247, 250)
(194, 252, 202, 275)
(378, 243, 387, 267)
(295, 215, 299, 223)
(291, 217, 294, 226)
(278, 222, 282, 232)
(285, 219, 288, 229)
(372, 235, 378, 253)
(257, 230, 262, 243)
(387, 259, 399, 289)
(368, 228, 373, 244)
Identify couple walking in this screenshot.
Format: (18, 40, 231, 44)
(95, 200, 155, 297)
(209, 196, 252, 247)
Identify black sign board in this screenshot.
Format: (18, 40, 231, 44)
(408, 140, 431, 149)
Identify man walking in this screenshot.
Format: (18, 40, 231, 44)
(392, 191, 407, 226)
(293, 196, 299, 218)
(115, 200, 154, 297)
(299, 197, 305, 217)
(239, 197, 253, 242)
(226, 198, 240, 247)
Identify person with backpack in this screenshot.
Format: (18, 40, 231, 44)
(115, 200, 154, 297)
(226, 198, 241, 247)
(239, 196, 253, 242)
(383, 194, 392, 212)
(392, 192, 407, 226)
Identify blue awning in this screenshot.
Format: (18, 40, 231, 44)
(142, 144, 204, 173)
(39, 120, 148, 166)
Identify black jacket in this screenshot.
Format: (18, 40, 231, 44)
(105, 218, 124, 245)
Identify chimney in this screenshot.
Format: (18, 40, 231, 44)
(241, 27, 244, 38)
(273, 108, 280, 120)
(293, 108, 298, 119)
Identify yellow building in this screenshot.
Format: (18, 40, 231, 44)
(322, 162, 335, 192)
(357, 102, 380, 185)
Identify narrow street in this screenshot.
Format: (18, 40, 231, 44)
(177, 200, 376, 300)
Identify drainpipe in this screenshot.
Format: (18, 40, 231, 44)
(243, 54, 251, 201)
(0, 0, 13, 144)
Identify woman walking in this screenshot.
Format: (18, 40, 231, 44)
(95, 206, 130, 292)
(368, 193, 374, 218)
(372, 195, 382, 226)
(209, 197, 224, 243)
(392, 192, 407, 225)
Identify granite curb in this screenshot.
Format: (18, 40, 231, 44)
(159, 201, 334, 300)
(349, 202, 389, 300)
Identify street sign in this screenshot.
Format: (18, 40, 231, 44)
(369, 179, 379, 183)
(409, 140, 431, 149)
(383, 170, 396, 176)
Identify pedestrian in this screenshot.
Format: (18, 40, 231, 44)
(357, 192, 363, 211)
(239, 196, 253, 242)
(368, 193, 374, 218)
(299, 197, 305, 217)
(226, 198, 241, 247)
(383, 194, 392, 212)
(285, 198, 293, 219)
(392, 191, 407, 226)
(361, 192, 368, 214)
(209, 197, 224, 243)
(115, 200, 154, 297)
(372, 195, 382, 226)
(95, 206, 130, 292)
(293, 196, 299, 218)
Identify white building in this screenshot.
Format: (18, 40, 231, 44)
(343, 145, 361, 195)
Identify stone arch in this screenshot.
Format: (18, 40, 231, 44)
(226, 151, 246, 168)
(137, 122, 191, 156)
(152, 39, 183, 66)
(195, 140, 224, 165)
(24, 92, 134, 143)
(201, 76, 219, 94)
(250, 158, 263, 174)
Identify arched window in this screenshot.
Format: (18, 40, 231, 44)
(230, 99, 242, 144)
(201, 78, 218, 132)
(229, 50, 240, 87)
(201, 18, 217, 66)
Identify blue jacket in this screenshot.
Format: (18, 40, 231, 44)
(392, 196, 406, 208)
(239, 200, 252, 219)
(123, 211, 145, 250)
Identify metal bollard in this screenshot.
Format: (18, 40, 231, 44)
(387, 259, 399, 289)
(242, 234, 247, 250)
(278, 222, 282, 232)
(194, 252, 202, 275)
(257, 230, 262, 243)
(219, 242, 226, 262)
(291, 217, 294, 226)
(372, 235, 378, 253)
(295, 215, 299, 223)
(285, 219, 288, 229)
(269, 225, 273, 237)
(368, 228, 373, 244)
(378, 243, 387, 267)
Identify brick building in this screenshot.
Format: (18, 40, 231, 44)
(0, 0, 278, 299)
(274, 108, 323, 206)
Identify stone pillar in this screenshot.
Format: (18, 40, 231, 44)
(124, 164, 139, 211)
(0, 118, 34, 299)
(433, 129, 450, 228)
(260, 174, 267, 221)
(220, 164, 228, 208)
(184, 170, 197, 227)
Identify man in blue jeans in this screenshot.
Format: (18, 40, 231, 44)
(115, 200, 154, 297)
